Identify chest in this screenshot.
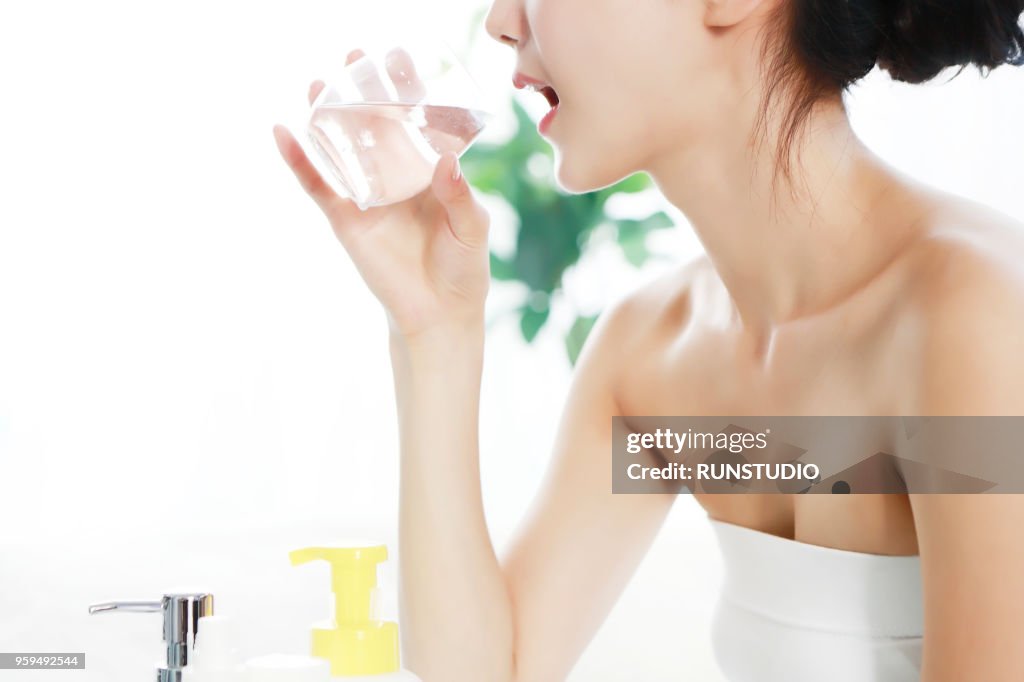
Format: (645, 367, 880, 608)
(615, 319, 921, 555)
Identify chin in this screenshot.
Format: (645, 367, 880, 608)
(552, 147, 636, 195)
(552, 160, 592, 194)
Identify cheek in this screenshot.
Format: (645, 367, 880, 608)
(530, 0, 634, 104)
(529, 1, 699, 187)
(564, 63, 714, 190)
(540, 46, 659, 183)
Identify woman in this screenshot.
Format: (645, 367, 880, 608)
(273, 0, 1024, 679)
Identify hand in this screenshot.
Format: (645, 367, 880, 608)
(273, 49, 491, 340)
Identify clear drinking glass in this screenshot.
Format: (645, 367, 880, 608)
(305, 35, 492, 211)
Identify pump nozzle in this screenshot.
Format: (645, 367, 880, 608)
(289, 545, 400, 676)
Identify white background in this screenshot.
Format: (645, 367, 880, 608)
(1, 1, 1022, 680)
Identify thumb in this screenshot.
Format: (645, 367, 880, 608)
(432, 151, 488, 248)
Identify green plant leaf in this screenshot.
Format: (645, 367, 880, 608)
(619, 232, 649, 267)
(565, 314, 600, 366)
(490, 252, 517, 281)
(613, 212, 674, 267)
(594, 172, 653, 207)
(520, 304, 550, 342)
(613, 172, 652, 194)
(514, 196, 581, 293)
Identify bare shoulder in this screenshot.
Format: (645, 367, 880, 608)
(906, 199, 1024, 664)
(903, 195, 1024, 414)
(579, 255, 710, 358)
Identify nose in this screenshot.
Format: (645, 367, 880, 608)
(484, 0, 525, 48)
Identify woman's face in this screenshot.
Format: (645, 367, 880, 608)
(485, 0, 731, 192)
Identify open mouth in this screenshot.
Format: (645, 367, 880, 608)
(513, 73, 560, 108)
(537, 85, 559, 108)
(526, 84, 559, 109)
(513, 73, 561, 134)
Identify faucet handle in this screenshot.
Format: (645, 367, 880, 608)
(89, 593, 214, 682)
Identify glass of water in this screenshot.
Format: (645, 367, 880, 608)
(305, 34, 492, 211)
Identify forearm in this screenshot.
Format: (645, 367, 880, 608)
(390, 321, 516, 682)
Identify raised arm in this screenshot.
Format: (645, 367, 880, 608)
(499, 296, 679, 680)
(392, 292, 677, 681)
(274, 64, 676, 678)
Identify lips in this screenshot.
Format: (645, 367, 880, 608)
(513, 72, 560, 108)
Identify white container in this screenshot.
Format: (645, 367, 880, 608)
(181, 615, 245, 682)
(245, 653, 331, 682)
(182, 617, 332, 682)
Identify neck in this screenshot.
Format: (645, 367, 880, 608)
(646, 98, 927, 357)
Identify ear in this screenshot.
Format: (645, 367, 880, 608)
(704, 0, 770, 27)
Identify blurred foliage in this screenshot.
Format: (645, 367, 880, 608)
(460, 98, 673, 365)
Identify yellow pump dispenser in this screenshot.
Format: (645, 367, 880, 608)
(289, 545, 400, 677)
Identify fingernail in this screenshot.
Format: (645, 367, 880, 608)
(451, 155, 462, 182)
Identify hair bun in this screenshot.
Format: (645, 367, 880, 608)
(877, 1, 1024, 83)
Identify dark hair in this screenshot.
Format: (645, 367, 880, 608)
(756, 0, 1024, 187)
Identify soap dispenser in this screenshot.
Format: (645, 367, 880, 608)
(180, 614, 245, 682)
(88, 592, 214, 682)
(289, 545, 421, 680)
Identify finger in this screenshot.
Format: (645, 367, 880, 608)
(272, 123, 356, 221)
(302, 50, 367, 111)
(432, 151, 488, 249)
(347, 50, 393, 103)
(335, 49, 387, 205)
(385, 48, 427, 102)
(384, 47, 443, 152)
(385, 47, 462, 163)
(346, 49, 365, 66)
(308, 79, 326, 106)
(341, 47, 428, 201)
(383, 48, 482, 147)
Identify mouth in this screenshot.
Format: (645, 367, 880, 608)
(530, 84, 560, 108)
(513, 73, 560, 109)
